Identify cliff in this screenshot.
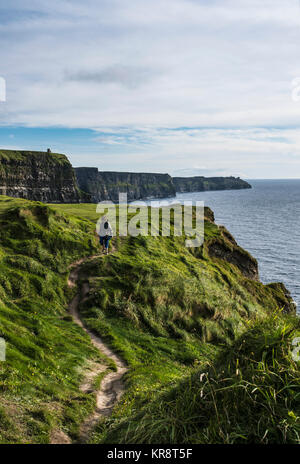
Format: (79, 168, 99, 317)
(0, 150, 82, 203)
(75, 167, 176, 202)
(75, 169, 251, 202)
(173, 175, 251, 193)
(0, 195, 297, 444)
(71, 203, 297, 444)
(0, 150, 252, 204)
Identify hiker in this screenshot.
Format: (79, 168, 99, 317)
(98, 215, 113, 255)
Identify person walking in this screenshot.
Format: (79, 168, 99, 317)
(98, 215, 113, 255)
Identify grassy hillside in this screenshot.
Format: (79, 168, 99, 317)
(52, 203, 101, 223)
(0, 197, 298, 444)
(0, 196, 109, 443)
(52, 202, 299, 444)
(96, 314, 300, 444)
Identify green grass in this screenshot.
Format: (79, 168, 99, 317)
(50, 202, 298, 444)
(0, 196, 111, 443)
(0, 197, 298, 444)
(102, 314, 300, 444)
(0, 150, 69, 165)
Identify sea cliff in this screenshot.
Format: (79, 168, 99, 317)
(75, 168, 251, 202)
(0, 195, 297, 444)
(75, 167, 176, 202)
(0, 150, 81, 203)
(173, 175, 251, 193)
(0, 149, 252, 204)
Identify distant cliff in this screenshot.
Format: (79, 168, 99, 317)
(173, 176, 251, 193)
(0, 150, 82, 203)
(75, 169, 251, 202)
(75, 168, 176, 202)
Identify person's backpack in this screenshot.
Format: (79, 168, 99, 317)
(104, 221, 109, 230)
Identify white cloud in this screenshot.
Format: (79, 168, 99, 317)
(85, 127, 300, 178)
(1, 0, 300, 176)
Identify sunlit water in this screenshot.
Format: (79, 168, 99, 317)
(143, 180, 300, 312)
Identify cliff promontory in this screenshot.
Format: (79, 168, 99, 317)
(75, 167, 176, 202)
(173, 176, 251, 193)
(0, 150, 81, 203)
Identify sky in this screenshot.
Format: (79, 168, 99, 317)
(1, 0, 300, 178)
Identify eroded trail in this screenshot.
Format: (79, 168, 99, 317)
(52, 254, 127, 444)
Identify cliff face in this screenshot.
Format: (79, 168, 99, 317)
(75, 169, 251, 202)
(205, 224, 259, 281)
(0, 150, 81, 203)
(0, 149, 252, 205)
(75, 168, 176, 202)
(173, 176, 251, 193)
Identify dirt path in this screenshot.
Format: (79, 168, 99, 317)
(51, 253, 127, 444)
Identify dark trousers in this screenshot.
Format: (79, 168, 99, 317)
(100, 235, 111, 249)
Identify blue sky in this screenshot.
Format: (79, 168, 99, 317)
(1, 0, 300, 178)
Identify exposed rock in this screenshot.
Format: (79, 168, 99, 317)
(203, 223, 295, 312)
(0, 150, 81, 203)
(265, 282, 297, 314)
(205, 224, 259, 281)
(204, 206, 215, 222)
(206, 237, 259, 281)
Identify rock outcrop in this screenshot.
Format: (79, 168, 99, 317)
(173, 176, 251, 193)
(75, 168, 176, 202)
(205, 225, 259, 281)
(0, 150, 82, 203)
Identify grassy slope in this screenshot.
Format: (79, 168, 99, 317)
(0, 196, 111, 443)
(106, 315, 300, 444)
(52, 203, 101, 223)
(52, 202, 299, 444)
(1, 198, 299, 444)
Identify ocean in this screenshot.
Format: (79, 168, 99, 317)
(149, 179, 300, 312)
